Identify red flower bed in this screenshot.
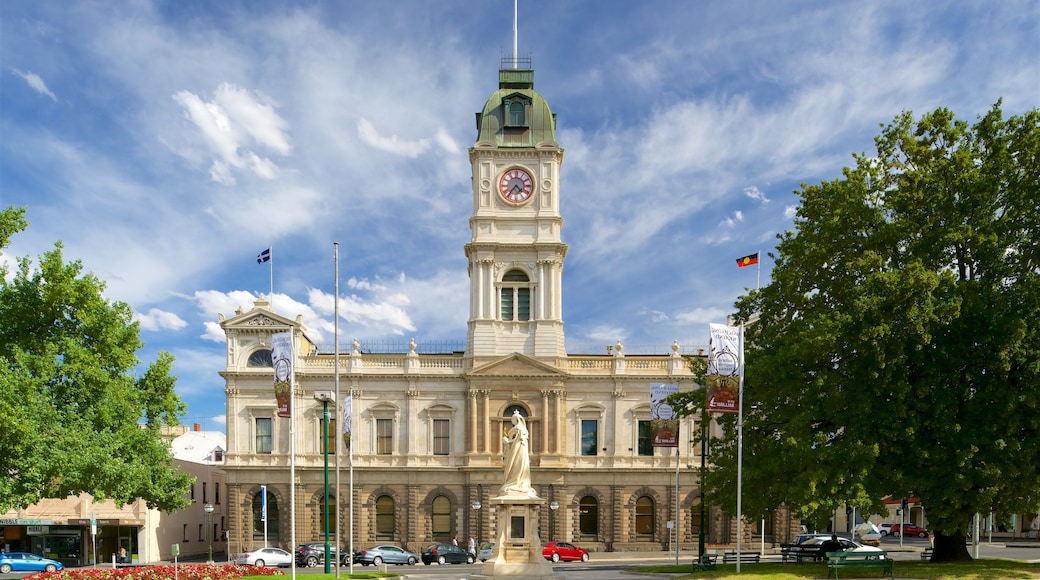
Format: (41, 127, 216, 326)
(26, 564, 284, 580)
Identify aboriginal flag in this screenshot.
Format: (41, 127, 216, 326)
(736, 252, 759, 268)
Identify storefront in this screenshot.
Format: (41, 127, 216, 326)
(67, 518, 144, 565)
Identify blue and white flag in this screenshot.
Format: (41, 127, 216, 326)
(257, 248, 271, 263)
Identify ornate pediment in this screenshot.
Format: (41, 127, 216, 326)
(467, 353, 568, 378)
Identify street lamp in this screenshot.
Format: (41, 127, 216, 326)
(314, 390, 336, 573)
(471, 499, 481, 546)
(549, 500, 559, 541)
(203, 502, 214, 564)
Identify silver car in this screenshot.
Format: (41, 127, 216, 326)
(352, 544, 419, 566)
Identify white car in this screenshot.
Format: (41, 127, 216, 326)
(236, 547, 293, 567)
(477, 542, 495, 562)
(877, 523, 896, 536)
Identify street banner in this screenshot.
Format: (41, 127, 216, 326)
(342, 392, 352, 462)
(707, 323, 741, 414)
(271, 331, 292, 418)
(650, 383, 679, 446)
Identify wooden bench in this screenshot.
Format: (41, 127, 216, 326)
(691, 552, 717, 571)
(722, 551, 760, 564)
(921, 547, 933, 560)
(825, 551, 893, 580)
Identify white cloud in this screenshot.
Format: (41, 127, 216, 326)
(744, 186, 769, 203)
(172, 83, 290, 184)
(135, 308, 188, 331)
(784, 205, 798, 219)
(13, 69, 57, 101)
(357, 118, 430, 158)
(675, 307, 731, 326)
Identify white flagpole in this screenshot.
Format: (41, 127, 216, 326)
(736, 323, 745, 572)
(290, 324, 296, 580)
(333, 242, 341, 576)
(513, 0, 518, 68)
(269, 244, 274, 299)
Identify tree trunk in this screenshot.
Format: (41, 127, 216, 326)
(930, 530, 972, 562)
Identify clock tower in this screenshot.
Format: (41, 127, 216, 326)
(466, 61, 567, 363)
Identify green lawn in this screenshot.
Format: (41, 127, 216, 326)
(636, 559, 1040, 579)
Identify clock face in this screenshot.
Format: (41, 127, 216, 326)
(498, 168, 535, 204)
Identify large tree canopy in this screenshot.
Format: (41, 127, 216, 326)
(0, 205, 192, 512)
(698, 104, 1039, 562)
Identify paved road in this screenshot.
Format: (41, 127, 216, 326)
(3, 540, 1037, 580)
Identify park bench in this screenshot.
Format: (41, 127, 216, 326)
(691, 551, 717, 571)
(722, 551, 760, 564)
(921, 547, 933, 560)
(825, 551, 893, 580)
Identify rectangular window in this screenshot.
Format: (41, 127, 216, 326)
(203, 482, 208, 503)
(433, 419, 450, 455)
(256, 418, 272, 454)
(190, 483, 195, 501)
(581, 420, 598, 456)
(517, 288, 530, 321)
(215, 482, 221, 505)
(377, 418, 393, 455)
(182, 524, 188, 542)
(198, 524, 204, 541)
(320, 418, 337, 454)
(501, 288, 514, 320)
(637, 420, 653, 456)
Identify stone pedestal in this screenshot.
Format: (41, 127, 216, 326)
(472, 495, 563, 580)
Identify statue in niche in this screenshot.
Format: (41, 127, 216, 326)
(500, 410, 535, 497)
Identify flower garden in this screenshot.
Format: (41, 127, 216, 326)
(25, 564, 283, 580)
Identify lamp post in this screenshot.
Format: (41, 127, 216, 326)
(203, 502, 214, 564)
(549, 500, 559, 541)
(314, 390, 335, 573)
(471, 499, 481, 546)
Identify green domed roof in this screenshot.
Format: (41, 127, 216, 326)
(475, 68, 557, 148)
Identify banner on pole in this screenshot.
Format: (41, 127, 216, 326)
(342, 392, 352, 462)
(271, 331, 292, 418)
(707, 323, 741, 414)
(650, 383, 679, 446)
(260, 485, 267, 522)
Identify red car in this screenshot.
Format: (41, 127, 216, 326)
(891, 523, 929, 537)
(542, 541, 589, 562)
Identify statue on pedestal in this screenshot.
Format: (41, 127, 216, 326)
(501, 410, 536, 497)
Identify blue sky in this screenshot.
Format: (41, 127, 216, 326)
(2, 1, 1037, 430)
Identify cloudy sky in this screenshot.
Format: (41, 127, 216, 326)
(2, 1, 1037, 430)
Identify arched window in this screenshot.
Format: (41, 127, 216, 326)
(690, 497, 704, 537)
(248, 349, 273, 367)
(579, 496, 598, 536)
(376, 496, 395, 539)
(508, 101, 526, 126)
(432, 496, 452, 537)
(320, 496, 337, 537)
(635, 496, 655, 536)
(252, 492, 279, 541)
(500, 270, 531, 322)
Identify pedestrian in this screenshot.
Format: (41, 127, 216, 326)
(452, 534, 458, 547)
(118, 546, 127, 564)
(468, 535, 476, 556)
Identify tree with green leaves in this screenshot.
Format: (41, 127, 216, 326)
(685, 103, 1039, 562)
(0, 205, 193, 512)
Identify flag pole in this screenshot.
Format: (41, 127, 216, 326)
(289, 323, 296, 580)
(333, 242, 340, 576)
(269, 244, 274, 299)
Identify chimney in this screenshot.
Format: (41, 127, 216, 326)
(194, 423, 201, 432)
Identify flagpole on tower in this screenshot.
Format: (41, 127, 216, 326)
(333, 242, 340, 577)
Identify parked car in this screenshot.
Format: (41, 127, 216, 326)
(235, 547, 293, 567)
(0, 552, 65, 573)
(877, 523, 896, 536)
(541, 541, 589, 562)
(352, 544, 419, 566)
(794, 532, 833, 545)
(784, 536, 884, 562)
(421, 543, 474, 565)
(295, 543, 338, 567)
(477, 542, 495, 562)
(891, 523, 929, 537)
